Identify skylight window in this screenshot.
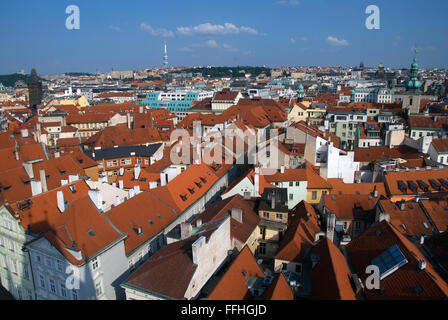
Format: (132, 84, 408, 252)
(371, 245, 408, 280)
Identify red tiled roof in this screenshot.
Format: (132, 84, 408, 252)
(208, 246, 265, 300)
(310, 238, 357, 300)
(106, 192, 177, 255)
(346, 221, 448, 300)
(191, 194, 260, 244)
(261, 273, 294, 300)
(323, 194, 380, 220)
(431, 138, 448, 153)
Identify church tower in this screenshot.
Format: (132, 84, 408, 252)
(27, 68, 43, 115)
(402, 48, 422, 114)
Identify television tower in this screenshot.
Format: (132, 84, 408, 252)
(163, 41, 168, 68)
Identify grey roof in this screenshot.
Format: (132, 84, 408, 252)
(84, 143, 162, 161)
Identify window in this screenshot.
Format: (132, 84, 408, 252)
(276, 213, 283, 220)
(343, 222, 348, 230)
(39, 275, 46, 289)
(282, 263, 287, 271)
(322, 191, 327, 197)
(311, 191, 317, 200)
(95, 280, 103, 297)
(72, 289, 78, 300)
(91, 257, 99, 271)
(295, 181, 300, 186)
(60, 283, 67, 298)
(120, 159, 125, 165)
(50, 279, 56, 294)
(1, 254, 7, 268)
(263, 212, 269, 219)
(295, 264, 302, 273)
(57, 260, 63, 272)
(289, 182, 293, 187)
(22, 263, 29, 280)
(354, 221, 362, 230)
(259, 243, 266, 255)
(289, 194, 293, 200)
(9, 241, 14, 252)
(125, 159, 132, 165)
(11, 259, 18, 274)
(0, 236, 4, 247)
(16, 286, 22, 300)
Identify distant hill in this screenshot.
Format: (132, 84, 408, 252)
(172, 66, 271, 78)
(0, 73, 30, 87)
(65, 72, 94, 76)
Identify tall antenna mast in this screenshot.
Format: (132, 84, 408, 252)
(163, 41, 169, 68)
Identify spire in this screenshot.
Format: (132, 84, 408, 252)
(406, 46, 421, 93)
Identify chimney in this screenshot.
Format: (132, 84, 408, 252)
(180, 222, 192, 240)
(134, 185, 140, 195)
(118, 180, 124, 189)
(418, 259, 426, 271)
(192, 236, 205, 265)
(23, 162, 34, 179)
(119, 167, 124, 176)
(196, 219, 202, 227)
(57, 191, 65, 213)
(419, 235, 425, 245)
(129, 188, 135, 198)
(254, 168, 260, 194)
(40, 169, 48, 193)
(149, 181, 157, 189)
(115, 196, 121, 206)
(373, 185, 378, 198)
(160, 173, 167, 186)
(61, 179, 68, 186)
(271, 192, 276, 210)
(31, 180, 43, 196)
(68, 175, 79, 183)
(378, 213, 390, 223)
(399, 202, 405, 211)
(231, 208, 243, 223)
(55, 152, 60, 158)
(127, 113, 131, 129)
(20, 129, 29, 138)
(134, 165, 141, 180)
(280, 166, 285, 174)
(88, 189, 103, 211)
(139, 106, 143, 114)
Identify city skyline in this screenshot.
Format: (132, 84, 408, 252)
(0, 0, 447, 74)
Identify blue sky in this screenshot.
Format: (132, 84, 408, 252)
(0, 0, 447, 74)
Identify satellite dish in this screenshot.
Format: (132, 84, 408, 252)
(257, 259, 263, 265)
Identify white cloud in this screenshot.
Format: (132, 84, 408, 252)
(300, 36, 308, 41)
(109, 25, 121, 32)
(140, 23, 174, 38)
(177, 22, 258, 36)
(326, 36, 349, 46)
(179, 39, 242, 53)
(290, 38, 296, 44)
(275, 0, 300, 6)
